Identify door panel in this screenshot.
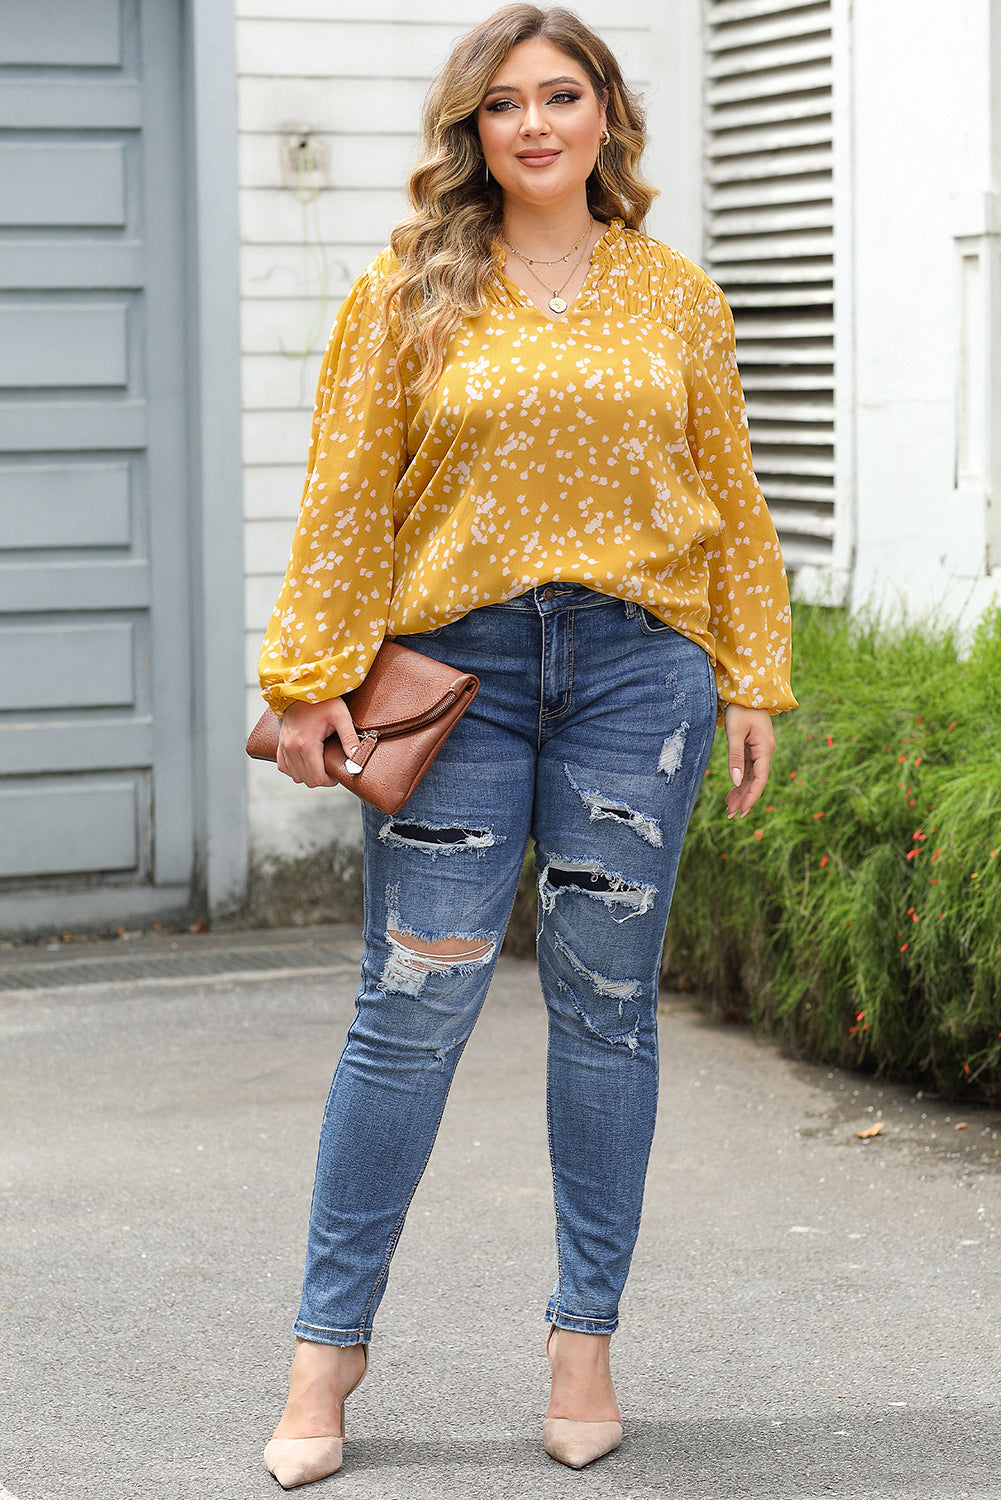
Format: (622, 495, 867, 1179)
(0, 779, 144, 880)
(0, 1, 123, 69)
(0, 141, 128, 226)
(0, 302, 131, 387)
(0, 621, 137, 711)
(1, 461, 132, 547)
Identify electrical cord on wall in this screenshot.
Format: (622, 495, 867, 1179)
(279, 134, 332, 404)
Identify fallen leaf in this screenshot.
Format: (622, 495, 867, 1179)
(855, 1121, 884, 1139)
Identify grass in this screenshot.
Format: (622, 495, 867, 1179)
(665, 603, 1001, 1104)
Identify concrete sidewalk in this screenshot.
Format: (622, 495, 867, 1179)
(1, 926, 999, 1500)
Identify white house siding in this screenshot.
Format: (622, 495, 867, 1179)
(837, 0, 1001, 627)
(235, 0, 690, 871)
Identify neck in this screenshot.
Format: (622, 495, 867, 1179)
(501, 195, 594, 258)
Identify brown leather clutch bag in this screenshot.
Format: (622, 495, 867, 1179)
(246, 640, 479, 815)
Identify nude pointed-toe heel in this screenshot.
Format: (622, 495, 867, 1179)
(264, 1345, 368, 1489)
(543, 1326, 622, 1470)
(542, 1415, 622, 1469)
(263, 1432, 345, 1490)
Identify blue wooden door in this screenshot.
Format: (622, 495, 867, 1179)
(0, 0, 197, 932)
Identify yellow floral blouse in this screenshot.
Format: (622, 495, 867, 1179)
(260, 218, 796, 717)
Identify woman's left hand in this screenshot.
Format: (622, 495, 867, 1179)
(722, 705, 775, 819)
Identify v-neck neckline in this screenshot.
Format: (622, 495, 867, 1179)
(492, 217, 623, 322)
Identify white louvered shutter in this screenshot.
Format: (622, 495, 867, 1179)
(703, 0, 835, 569)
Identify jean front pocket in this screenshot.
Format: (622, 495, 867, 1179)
(637, 607, 674, 637)
(393, 626, 443, 641)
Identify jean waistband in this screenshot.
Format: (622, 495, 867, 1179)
(493, 585, 619, 613)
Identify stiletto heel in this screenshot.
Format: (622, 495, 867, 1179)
(264, 1345, 368, 1489)
(542, 1326, 622, 1470)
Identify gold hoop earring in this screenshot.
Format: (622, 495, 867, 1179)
(485, 161, 490, 186)
(597, 129, 611, 173)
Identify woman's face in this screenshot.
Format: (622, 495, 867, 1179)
(476, 38, 607, 213)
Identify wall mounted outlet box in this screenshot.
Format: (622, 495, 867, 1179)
(281, 124, 328, 192)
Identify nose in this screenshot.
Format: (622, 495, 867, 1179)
(519, 102, 550, 137)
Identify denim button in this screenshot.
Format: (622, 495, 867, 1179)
(542, 586, 555, 601)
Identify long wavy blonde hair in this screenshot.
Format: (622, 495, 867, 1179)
(385, 5, 656, 397)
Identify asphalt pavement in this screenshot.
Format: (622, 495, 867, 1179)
(1, 923, 999, 1500)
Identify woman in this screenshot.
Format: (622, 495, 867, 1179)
(260, 3, 795, 1485)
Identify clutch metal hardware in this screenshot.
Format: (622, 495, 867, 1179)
(341, 690, 464, 775)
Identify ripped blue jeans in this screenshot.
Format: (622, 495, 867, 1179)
(294, 585, 717, 1345)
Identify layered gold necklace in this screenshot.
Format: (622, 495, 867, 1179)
(501, 220, 594, 315)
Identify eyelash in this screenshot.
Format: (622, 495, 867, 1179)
(485, 90, 583, 112)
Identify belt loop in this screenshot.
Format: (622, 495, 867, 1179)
(623, 599, 638, 619)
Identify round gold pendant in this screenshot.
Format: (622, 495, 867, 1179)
(549, 296, 568, 314)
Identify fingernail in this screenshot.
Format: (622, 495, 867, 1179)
(730, 768, 743, 787)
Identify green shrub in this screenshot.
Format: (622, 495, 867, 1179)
(665, 604, 1001, 1103)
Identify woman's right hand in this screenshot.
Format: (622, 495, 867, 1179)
(276, 697, 360, 788)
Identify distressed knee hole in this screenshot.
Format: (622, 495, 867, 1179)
(380, 911, 496, 998)
(379, 820, 499, 857)
(387, 929, 494, 968)
(537, 857, 656, 924)
(564, 765, 662, 846)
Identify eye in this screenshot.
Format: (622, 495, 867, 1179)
(549, 90, 583, 105)
(484, 98, 517, 113)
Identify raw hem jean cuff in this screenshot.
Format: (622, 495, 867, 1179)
(293, 1319, 371, 1347)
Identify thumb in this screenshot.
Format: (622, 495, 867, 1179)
(326, 700, 361, 764)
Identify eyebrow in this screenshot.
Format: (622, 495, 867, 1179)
(483, 75, 584, 98)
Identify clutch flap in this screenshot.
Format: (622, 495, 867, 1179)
(345, 640, 470, 733)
